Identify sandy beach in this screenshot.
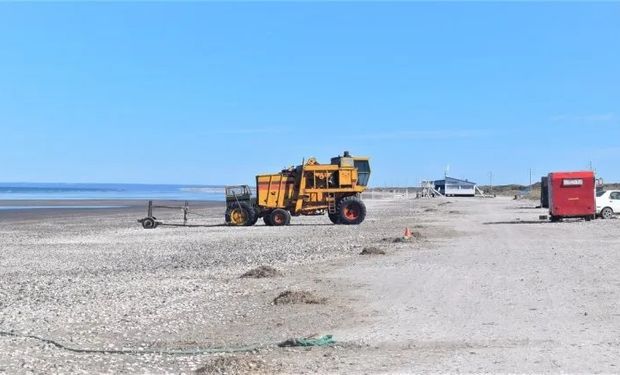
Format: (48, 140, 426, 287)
(0, 196, 618, 373)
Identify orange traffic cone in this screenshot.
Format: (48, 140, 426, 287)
(403, 227, 413, 239)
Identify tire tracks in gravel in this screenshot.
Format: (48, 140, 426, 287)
(312, 198, 620, 373)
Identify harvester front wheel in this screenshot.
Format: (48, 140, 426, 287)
(337, 196, 366, 225)
(225, 202, 256, 226)
(270, 209, 291, 226)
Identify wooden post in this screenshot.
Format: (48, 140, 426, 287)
(183, 201, 189, 225)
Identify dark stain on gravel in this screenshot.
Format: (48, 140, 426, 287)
(360, 247, 386, 255)
(195, 355, 275, 374)
(273, 290, 327, 305)
(240, 265, 282, 278)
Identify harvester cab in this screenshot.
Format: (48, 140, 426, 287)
(224, 151, 371, 227)
(330, 151, 371, 187)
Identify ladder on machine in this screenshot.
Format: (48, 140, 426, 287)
(327, 193, 337, 214)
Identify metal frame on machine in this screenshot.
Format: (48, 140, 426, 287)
(137, 200, 213, 229)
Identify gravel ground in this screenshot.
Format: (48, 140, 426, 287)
(0, 197, 618, 373)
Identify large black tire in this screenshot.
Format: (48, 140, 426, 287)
(337, 196, 367, 225)
(225, 202, 256, 226)
(328, 213, 340, 224)
(263, 213, 273, 226)
(248, 207, 260, 226)
(270, 209, 291, 226)
(601, 207, 614, 220)
(141, 218, 156, 229)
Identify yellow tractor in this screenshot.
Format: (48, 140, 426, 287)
(225, 151, 370, 226)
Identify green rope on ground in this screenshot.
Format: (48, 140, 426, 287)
(278, 335, 335, 347)
(0, 330, 336, 355)
(0, 330, 268, 355)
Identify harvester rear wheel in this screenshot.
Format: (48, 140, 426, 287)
(337, 196, 366, 225)
(328, 213, 340, 224)
(270, 209, 291, 226)
(225, 202, 255, 226)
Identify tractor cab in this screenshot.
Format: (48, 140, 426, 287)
(225, 185, 253, 205)
(224, 185, 259, 226)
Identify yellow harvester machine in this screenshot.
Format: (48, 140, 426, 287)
(225, 151, 371, 226)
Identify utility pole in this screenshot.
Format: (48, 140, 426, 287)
(529, 168, 532, 187)
(489, 171, 493, 193)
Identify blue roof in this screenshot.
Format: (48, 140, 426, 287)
(435, 176, 476, 186)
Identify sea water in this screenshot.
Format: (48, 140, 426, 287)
(0, 183, 225, 201)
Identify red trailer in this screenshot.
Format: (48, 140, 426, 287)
(548, 171, 596, 222)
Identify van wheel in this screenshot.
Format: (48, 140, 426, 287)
(601, 207, 614, 219)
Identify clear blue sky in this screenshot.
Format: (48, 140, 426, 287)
(1, 2, 618, 186)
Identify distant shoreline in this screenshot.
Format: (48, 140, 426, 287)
(0, 199, 223, 222)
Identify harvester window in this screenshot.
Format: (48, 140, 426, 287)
(305, 172, 315, 189)
(354, 160, 371, 187)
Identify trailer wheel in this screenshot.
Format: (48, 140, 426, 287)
(328, 213, 340, 224)
(225, 202, 255, 226)
(263, 214, 273, 226)
(142, 218, 156, 229)
(270, 209, 291, 226)
(337, 196, 366, 225)
(601, 207, 614, 219)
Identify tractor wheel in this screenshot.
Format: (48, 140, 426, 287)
(270, 209, 291, 226)
(328, 213, 340, 224)
(337, 196, 367, 225)
(601, 207, 614, 219)
(142, 218, 156, 229)
(225, 202, 255, 226)
(247, 207, 260, 226)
